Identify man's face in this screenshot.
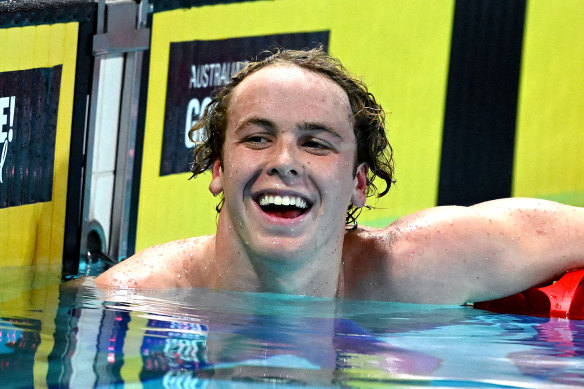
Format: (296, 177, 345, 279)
(210, 64, 367, 260)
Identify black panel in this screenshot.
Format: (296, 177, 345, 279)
(0, 0, 94, 28)
(438, 0, 526, 206)
(0, 67, 61, 208)
(62, 8, 96, 275)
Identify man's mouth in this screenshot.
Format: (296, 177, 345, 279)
(256, 194, 311, 219)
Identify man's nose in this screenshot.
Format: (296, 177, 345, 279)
(267, 140, 299, 178)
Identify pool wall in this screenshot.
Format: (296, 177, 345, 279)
(0, 0, 582, 275)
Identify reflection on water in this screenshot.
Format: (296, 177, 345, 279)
(2, 277, 584, 387)
(0, 317, 41, 387)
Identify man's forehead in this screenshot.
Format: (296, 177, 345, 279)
(232, 64, 349, 103)
(220, 63, 358, 159)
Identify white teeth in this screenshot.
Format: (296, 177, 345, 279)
(258, 194, 308, 209)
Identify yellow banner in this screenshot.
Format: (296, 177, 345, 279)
(137, 0, 455, 249)
(513, 0, 584, 206)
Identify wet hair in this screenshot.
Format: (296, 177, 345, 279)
(189, 47, 394, 227)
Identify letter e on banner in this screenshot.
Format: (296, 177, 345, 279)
(0, 96, 10, 143)
(0, 96, 15, 183)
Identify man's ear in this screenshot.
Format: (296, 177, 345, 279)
(351, 163, 368, 208)
(209, 159, 223, 196)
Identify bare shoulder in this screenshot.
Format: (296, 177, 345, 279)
(95, 235, 215, 288)
(341, 207, 503, 302)
(343, 199, 584, 304)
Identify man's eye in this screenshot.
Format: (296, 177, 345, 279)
(305, 141, 324, 149)
(244, 135, 271, 147)
(303, 140, 330, 152)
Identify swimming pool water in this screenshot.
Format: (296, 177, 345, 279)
(2, 269, 584, 388)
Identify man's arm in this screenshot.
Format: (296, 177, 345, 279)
(374, 198, 584, 304)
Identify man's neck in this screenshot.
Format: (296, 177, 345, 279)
(213, 212, 344, 298)
(251, 250, 343, 297)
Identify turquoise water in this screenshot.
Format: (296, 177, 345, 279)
(2, 272, 584, 388)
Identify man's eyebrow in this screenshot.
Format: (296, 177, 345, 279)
(298, 122, 343, 140)
(234, 117, 274, 134)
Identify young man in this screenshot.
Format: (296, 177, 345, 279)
(96, 48, 584, 305)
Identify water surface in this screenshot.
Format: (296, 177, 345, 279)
(2, 271, 584, 388)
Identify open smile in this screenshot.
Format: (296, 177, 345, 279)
(254, 193, 313, 219)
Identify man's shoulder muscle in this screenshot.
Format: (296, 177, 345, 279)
(341, 226, 399, 299)
(342, 218, 474, 303)
(95, 235, 215, 288)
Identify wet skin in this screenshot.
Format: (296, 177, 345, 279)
(96, 65, 584, 305)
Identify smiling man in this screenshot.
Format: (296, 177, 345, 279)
(96, 48, 584, 305)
